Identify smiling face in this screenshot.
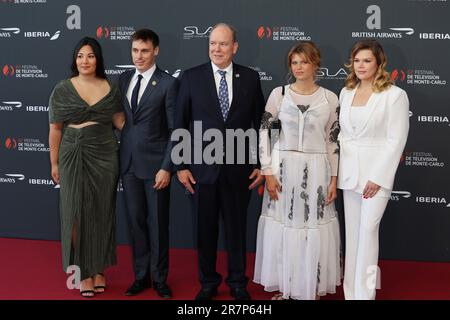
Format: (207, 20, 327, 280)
(353, 49, 378, 82)
(290, 53, 317, 82)
(76, 45, 97, 76)
(209, 25, 238, 69)
(132, 39, 159, 73)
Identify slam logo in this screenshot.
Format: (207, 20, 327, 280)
(2, 65, 15, 76)
(5, 138, 18, 150)
(257, 26, 272, 39)
(317, 67, 348, 81)
(183, 26, 212, 40)
(0, 27, 20, 38)
(96, 26, 110, 39)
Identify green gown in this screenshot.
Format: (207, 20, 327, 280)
(49, 79, 123, 280)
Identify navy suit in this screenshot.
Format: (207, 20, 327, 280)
(119, 66, 179, 284)
(173, 62, 264, 289)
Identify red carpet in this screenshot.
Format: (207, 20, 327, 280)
(0, 237, 449, 300)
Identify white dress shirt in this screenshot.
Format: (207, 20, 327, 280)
(126, 64, 156, 108)
(211, 62, 233, 105)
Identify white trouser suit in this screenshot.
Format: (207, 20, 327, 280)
(337, 85, 410, 300)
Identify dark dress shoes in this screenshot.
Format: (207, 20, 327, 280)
(195, 287, 218, 300)
(125, 279, 151, 296)
(230, 287, 251, 300)
(153, 282, 172, 299)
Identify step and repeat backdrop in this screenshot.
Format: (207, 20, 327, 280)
(0, 0, 448, 261)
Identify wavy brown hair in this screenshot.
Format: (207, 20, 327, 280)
(287, 41, 321, 82)
(344, 39, 393, 92)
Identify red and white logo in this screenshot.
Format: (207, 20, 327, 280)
(390, 69, 407, 82)
(96, 26, 110, 39)
(5, 137, 17, 149)
(2, 65, 15, 76)
(257, 26, 272, 39)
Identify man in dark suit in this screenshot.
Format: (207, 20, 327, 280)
(173, 23, 265, 300)
(119, 29, 178, 298)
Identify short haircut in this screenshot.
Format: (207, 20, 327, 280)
(210, 22, 237, 42)
(131, 28, 160, 48)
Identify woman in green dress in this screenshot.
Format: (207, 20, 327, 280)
(48, 37, 125, 297)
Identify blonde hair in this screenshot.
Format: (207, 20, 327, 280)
(287, 41, 321, 81)
(344, 39, 393, 92)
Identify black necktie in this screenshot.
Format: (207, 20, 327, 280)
(131, 74, 143, 113)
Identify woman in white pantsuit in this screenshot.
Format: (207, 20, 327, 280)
(338, 40, 409, 300)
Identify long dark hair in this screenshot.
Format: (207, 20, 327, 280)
(70, 37, 106, 78)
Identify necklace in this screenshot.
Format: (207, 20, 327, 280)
(289, 84, 319, 95)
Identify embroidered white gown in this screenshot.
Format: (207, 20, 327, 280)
(253, 85, 342, 300)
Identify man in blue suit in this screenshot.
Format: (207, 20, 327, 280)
(173, 23, 265, 300)
(119, 29, 178, 298)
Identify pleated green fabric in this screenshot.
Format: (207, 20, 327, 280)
(49, 79, 123, 280)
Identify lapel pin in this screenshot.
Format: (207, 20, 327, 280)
(152, 80, 157, 86)
(235, 73, 240, 78)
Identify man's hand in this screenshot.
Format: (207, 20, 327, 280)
(153, 169, 171, 190)
(177, 169, 196, 194)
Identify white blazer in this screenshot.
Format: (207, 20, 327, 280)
(337, 85, 409, 196)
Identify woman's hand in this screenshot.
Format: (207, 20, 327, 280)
(51, 164, 60, 184)
(265, 175, 281, 201)
(326, 177, 337, 205)
(363, 180, 381, 199)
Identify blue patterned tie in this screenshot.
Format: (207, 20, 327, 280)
(218, 70, 229, 121)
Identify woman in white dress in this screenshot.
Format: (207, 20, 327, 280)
(254, 41, 342, 300)
(338, 40, 409, 300)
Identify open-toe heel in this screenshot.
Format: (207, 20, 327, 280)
(94, 273, 106, 293)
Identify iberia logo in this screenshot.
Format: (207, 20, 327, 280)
(5, 138, 17, 150)
(391, 69, 409, 82)
(96, 26, 110, 39)
(257, 26, 272, 39)
(2, 65, 15, 76)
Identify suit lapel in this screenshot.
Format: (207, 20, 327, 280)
(344, 85, 383, 136)
(122, 70, 134, 111)
(134, 67, 162, 114)
(355, 90, 382, 136)
(226, 63, 241, 121)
